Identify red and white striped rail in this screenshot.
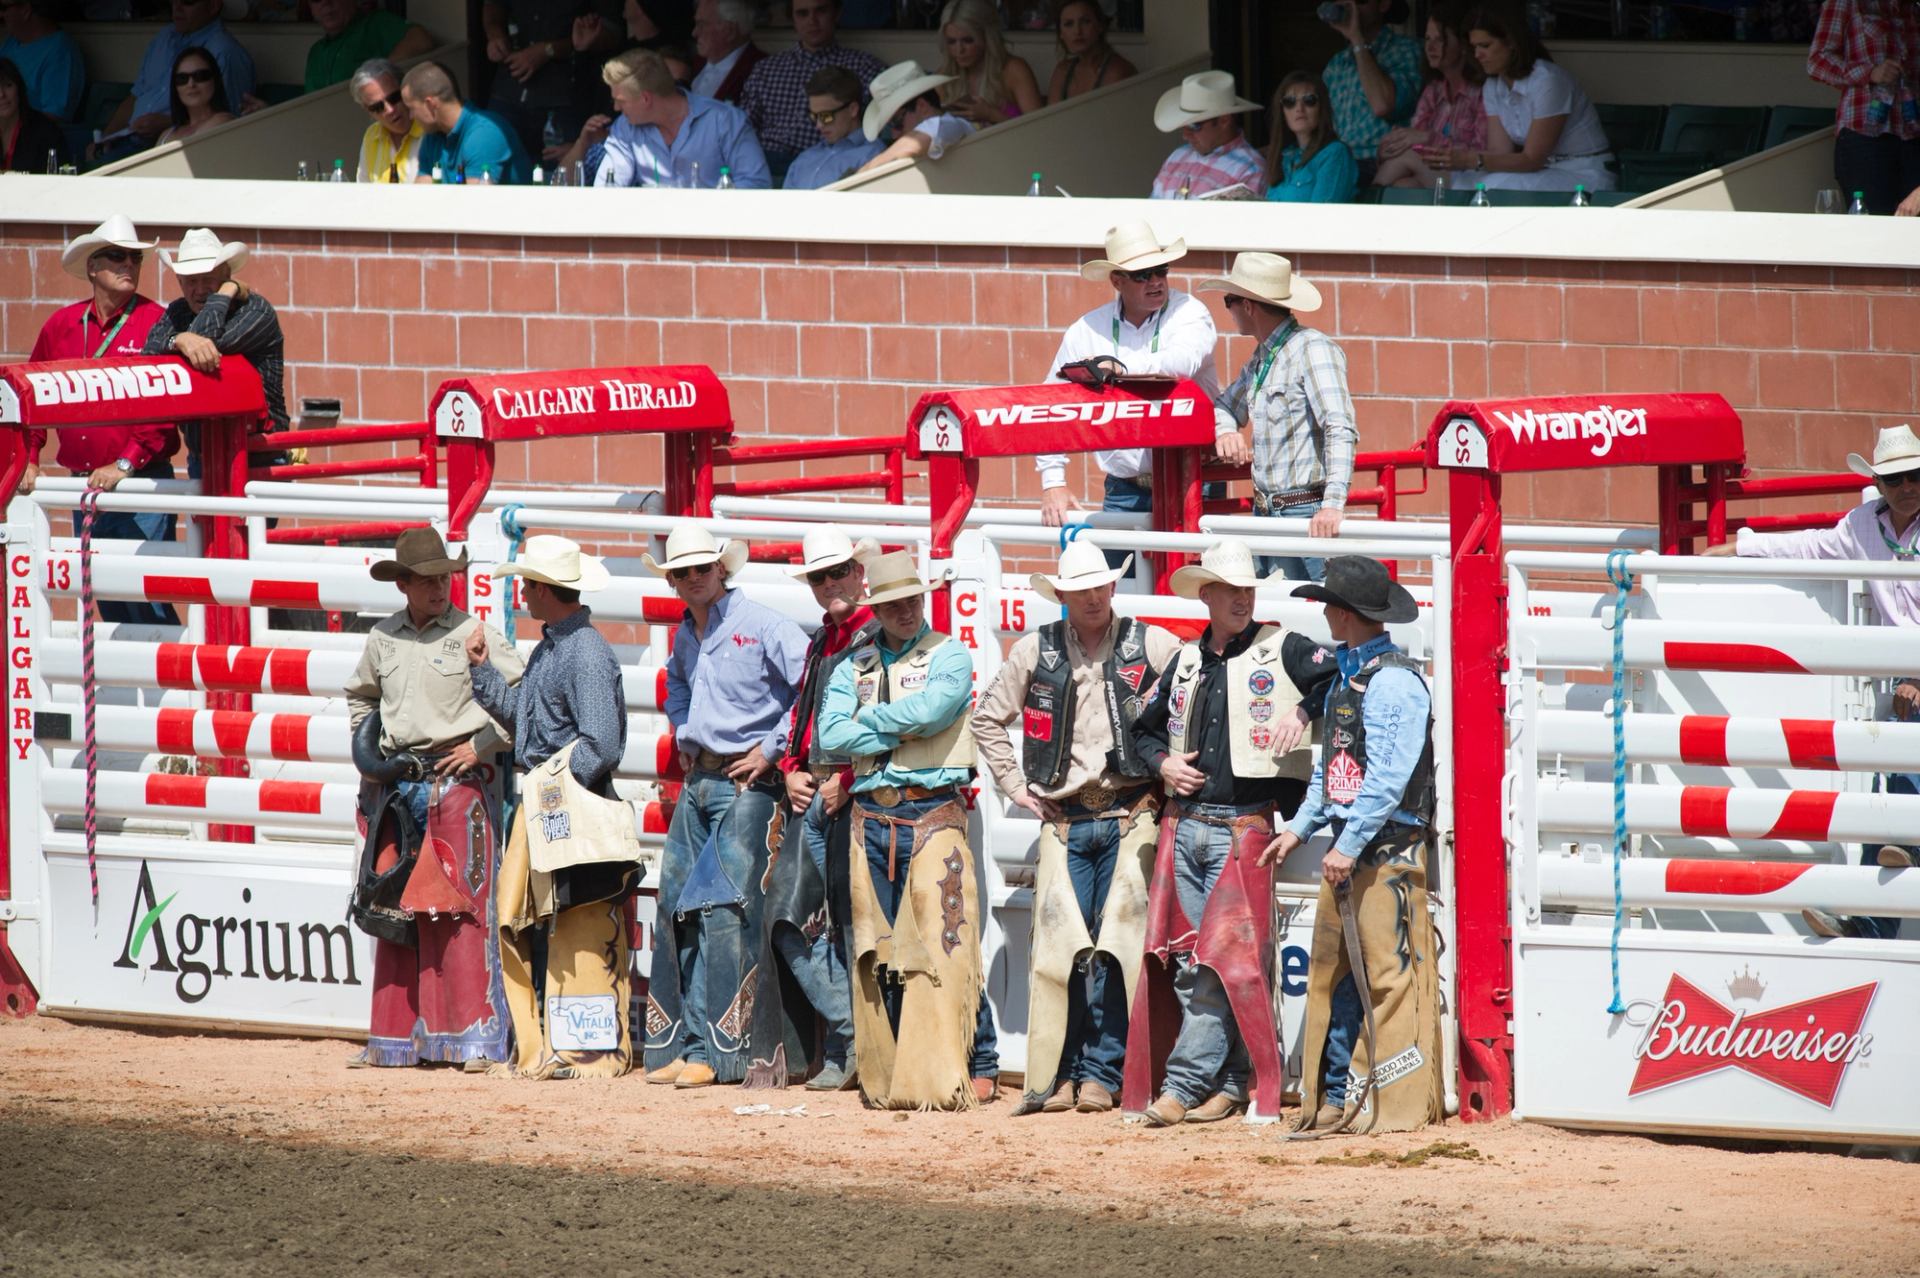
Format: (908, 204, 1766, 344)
(1541, 781, 1920, 843)
(1516, 617, 1916, 677)
(1540, 856, 1920, 917)
(41, 769, 358, 831)
(1535, 711, 1920, 772)
(40, 553, 397, 614)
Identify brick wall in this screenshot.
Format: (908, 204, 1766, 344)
(4, 221, 1915, 528)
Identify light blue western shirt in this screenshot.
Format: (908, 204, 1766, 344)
(1288, 633, 1431, 857)
(593, 92, 771, 189)
(818, 624, 974, 794)
(664, 587, 808, 760)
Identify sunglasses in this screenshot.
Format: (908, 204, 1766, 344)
(805, 560, 857, 586)
(667, 561, 716, 582)
(1280, 92, 1320, 109)
(92, 249, 143, 266)
(173, 67, 216, 87)
(810, 101, 854, 125)
(1123, 264, 1170, 283)
(364, 89, 404, 114)
(1881, 470, 1918, 487)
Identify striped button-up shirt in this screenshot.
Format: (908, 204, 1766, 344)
(664, 587, 809, 759)
(144, 291, 289, 433)
(470, 607, 627, 788)
(1215, 320, 1357, 509)
(1149, 136, 1265, 198)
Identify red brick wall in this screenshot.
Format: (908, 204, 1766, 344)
(4, 222, 1915, 527)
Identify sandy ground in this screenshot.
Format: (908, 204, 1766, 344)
(3, 1015, 1915, 1277)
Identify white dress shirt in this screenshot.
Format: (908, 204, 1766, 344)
(1737, 499, 1920, 628)
(690, 42, 746, 99)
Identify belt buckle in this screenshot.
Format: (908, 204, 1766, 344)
(870, 785, 901, 808)
(1078, 780, 1117, 811)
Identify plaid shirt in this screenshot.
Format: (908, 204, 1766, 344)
(1410, 77, 1486, 150)
(738, 42, 886, 157)
(1323, 27, 1424, 159)
(1809, 0, 1920, 137)
(1214, 321, 1357, 508)
(1149, 136, 1264, 198)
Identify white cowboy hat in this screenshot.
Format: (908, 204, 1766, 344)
(1154, 70, 1260, 134)
(1196, 251, 1323, 315)
(857, 550, 943, 606)
(161, 228, 251, 278)
(1079, 221, 1188, 283)
(864, 60, 957, 142)
(60, 214, 156, 280)
(1169, 538, 1274, 598)
(1030, 539, 1132, 603)
(1848, 424, 1920, 481)
(786, 527, 880, 579)
(641, 525, 750, 578)
(495, 534, 612, 592)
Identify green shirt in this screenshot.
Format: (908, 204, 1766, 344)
(304, 9, 409, 93)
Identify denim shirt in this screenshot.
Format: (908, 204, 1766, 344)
(593, 92, 772, 189)
(664, 587, 808, 759)
(1288, 633, 1430, 857)
(469, 607, 626, 788)
(818, 624, 974, 794)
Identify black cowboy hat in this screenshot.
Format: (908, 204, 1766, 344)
(1290, 555, 1418, 624)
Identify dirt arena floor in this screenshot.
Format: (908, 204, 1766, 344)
(3, 1016, 1915, 1278)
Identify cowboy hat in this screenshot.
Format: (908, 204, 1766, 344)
(1169, 538, 1272, 598)
(1291, 555, 1418, 625)
(1196, 251, 1323, 315)
(370, 527, 470, 581)
(641, 524, 749, 578)
(786, 527, 881, 579)
(864, 60, 957, 142)
(496, 534, 612, 592)
(857, 550, 941, 606)
(1079, 221, 1188, 283)
(1847, 424, 1920, 481)
(1031, 539, 1132, 603)
(60, 214, 157, 281)
(1154, 69, 1260, 134)
(160, 228, 251, 278)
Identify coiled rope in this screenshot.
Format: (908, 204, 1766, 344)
(1604, 547, 1635, 1015)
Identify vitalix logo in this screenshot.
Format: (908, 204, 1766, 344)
(1489, 403, 1649, 458)
(974, 397, 1196, 428)
(114, 860, 361, 1004)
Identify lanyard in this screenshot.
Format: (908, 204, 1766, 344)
(1113, 304, 1165, 355)
(1878, 504, 1918, 560)
(1250, 318, 1299, 399)
(84, 303, 132, 359)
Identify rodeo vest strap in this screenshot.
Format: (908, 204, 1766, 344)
(793, 618, 882, 770)
(1322, 651, 1436, 834)
(1022, 617, 1159, 789)
(849, 631, 976, 777)
(1164, 625, 1313, 781)
(525, 739, 645, 873)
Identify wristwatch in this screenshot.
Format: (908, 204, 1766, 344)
(114, 458, 133, 474)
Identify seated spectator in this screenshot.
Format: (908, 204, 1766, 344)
(91, 0, 256, 163)
(592, 46, 769, 187)
(482, 0, 618, 162)
(1373, 5, 1484, 189)
(569, 0, 695, 131)
(1809, 0, 1920, 215)
(857, 58, 973, 172)
(1149, 69, 1263, 198)
(404, 60, 530, 183)
(157, 46, 233, 144)
(1264, 71, 1357, 203)
(784, 63, 883, 188)
(304, 0, 433, 95)
(352, 57, 422, 183)
(1440, 6, 1613, 191)
(1045, 0, 1135, 104)
(689, 0, 763, 104)
(739, 0, 883, 182)
(935, 0, 1041, 126)
(0, 0, 83, 123)
(1321, 0, 1424, 184)
(0, 56, 66, 169)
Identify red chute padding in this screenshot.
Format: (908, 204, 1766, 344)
(1424, 392, 1744, 474)
(906, 377, 1219, 461)
(429, 365, 732, 442)
(0, 356, 265, 430)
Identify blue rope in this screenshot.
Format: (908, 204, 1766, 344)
(1056, 522, 1093, 620)
(496, 503, 528, 835)
(1604, 548, 1635, 1015)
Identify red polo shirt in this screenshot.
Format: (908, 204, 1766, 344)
(26, 295, 180, 474)
(781, 603, 875, 788)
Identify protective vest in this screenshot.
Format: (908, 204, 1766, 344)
(791, 618, 883, 770)
(1322, 651, 1436, 833)
(848, 630, 975, 776)
(1163, 624, 1314, 781)
(1021, 617, 1159, 789)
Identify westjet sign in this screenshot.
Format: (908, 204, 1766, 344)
(974, 397, 1197, 428)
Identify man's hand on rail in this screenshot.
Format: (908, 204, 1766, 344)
(1893, 681, 1920, 720)
(1214, 430, 1250, 467)
(87, 463, 126, 492)
(1308, 506, 1343, 540)
(13, 464, 39, 498)
(1040, 485, 1083, 528)
(172, 332, 222, 374)
(1698, 542, 1738, 558)
(436, 739, 482, 777)
(465, 627, 489, 666)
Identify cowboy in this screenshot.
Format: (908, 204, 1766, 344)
(1124, 539, 1337, 1126)
(744, 528, 880, 1091)
(1200, 252, 1357, 583)
(1036, 221, 1232, 536)
(644, 526, 808, 1089)
(972, 540, 1181, 1115)
(1264, 555, 1443, 1134)
(855, 59, 974, 172)
(1706, 424, 1920, 941)
(467, 535, 639, 1079)
(343, 528, 524, 1069)
(1149, 69, 1264, 199)
(817, 551, 1001, 1108)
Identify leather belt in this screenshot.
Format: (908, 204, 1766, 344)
(1069, 778, 1149, 812)
(1107, 471, 1152, 490)
(693, 748, 748, 774)
(1253, 484, 1324, 514)
(807, 763, 838, 781)
(860, 783, 959, 808)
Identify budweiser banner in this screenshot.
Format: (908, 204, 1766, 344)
(1425, 393, 1745, 474)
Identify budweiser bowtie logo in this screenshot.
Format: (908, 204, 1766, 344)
(1626, 974, 1877, 1107)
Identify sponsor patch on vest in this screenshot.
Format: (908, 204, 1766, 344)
(1329, 727, 1354, 750)
(856, 673, 882, 702)
(1115, 663, 1146, 692)
(1039, 648, 1062, 670)
(1312, 646, 1330, 664)
(1168, 716, 1186, 738)
(1023, 707, 1054, 740)
(1326, 750, 1364, 803)
(1123, 696, 1144, 720)
(1249, 724, 1273, 750)
(1248, 697, 1274, 723)
(538, 810, 572, 843)
(538, 775, 564, 811)
(1170, 685, 1190, 715)
(899, 669, 929, 690)
(1368, 1044, 1425, 1090)
(547, 994, 619, 1051)
(1333, 702, 1357, 724)
(1248, 669, 1275, 695)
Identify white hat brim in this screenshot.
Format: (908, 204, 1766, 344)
(1029, 554, 1132, 603)
(863, 72, 958, 142)
(784, 537, 879, 578)
(858, 579, 936, 606)
(1169, 564, 1270, 598)
(1153, 88, 1260, 134)
(1196, 273, 1322, 314)
(1850, 452, 1920, 481)
(641, 539, 750, 578)
(61, 231, 158, 280)
(496, 554, 613, 593)
(1080, 240, 1187, 283)
(161, 243, 251, 277)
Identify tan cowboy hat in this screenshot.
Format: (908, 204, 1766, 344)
(495, 534, 612, 592)
(60, 214, 156, 280)
(1030, 539, 1132, 604)
(786, 527, 880, 579)
(161, 228, 251, 278)
(1154, 70, 1260, 134)
(864, 60, 958, 142)
(857, 550, 942, 606)
(1169, 538, 1274, 598)
(1847, 424, 1920, 481)
(641, 525, 749, 578)
(369, 526, 470, 581)
(1079, 220, 1188, 283)
(1196, 251, 1323, 315)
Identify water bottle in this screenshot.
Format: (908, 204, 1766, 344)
(531, 163, 546, 185)
(330, 158, 345, 182)
(542, 111, 565, 153)
(926, 127, 945, 160)
(1177, 177, 1191, 199)
(1902, 80, 1919, 126)
(295, 160, 311, 181)
(1869, 86, 1891, 128)
(431, 161, 445, 183)
(1849, 190, 1868, 214)
(1470, 182, 1491, 207)
(45, 148, 58, 174)
(1570, 183, 1590, 207)
(475, 164, 493, 185)
(715, 165, 734, 189)
(573, 159, 586, 187)
(1432, 170, 1449, 204)
(1027, 170, 1043, 196)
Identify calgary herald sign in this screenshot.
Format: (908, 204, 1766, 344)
(429, 365, 731, 441)
(1425, 393, 1745, 474)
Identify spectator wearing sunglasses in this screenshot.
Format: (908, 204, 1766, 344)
(1263, 71, 1358, 203)
(739, 0, 883, 184)
(351, 59, 423, 184)
(91, 0, 255, 163)
(156, 46, 232, 145)
(304, 0, 433, 95)
(1149, 70, 1265, 199)
(784, 63, 883, 188)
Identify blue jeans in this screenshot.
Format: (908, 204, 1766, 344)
(1056, 810, 1132, 1091)
(1323, 972, 1365, 1106)
(1254, 501, 1325, 582)
(1100, 476, 1153, 572)
(1846, 770, 1916, 941)
(859, 792, 999, 1076)
(75, 458, 180, 627)
(773, 792, 854, 1067)
(1160, 812, 1250, 1106)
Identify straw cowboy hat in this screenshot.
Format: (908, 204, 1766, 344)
(864, 60, 957, 142)
(1031, 539, 1132, 603)
(641, 525, 749, 578)
(1079, 220, 1188, 283)
(1847, 424, 1920, 481)
(496, 534, 612, 592)
(60, 214, 156, 280)
(160, 228, 251, 277)
(1154, 69, 1260, 134)
(1169, 538, 1273, 598)
(857, 550, 943, 606)
(1196, 251, 1323, 315)
(787, 527, 881, 579)
(369, 527, 469, 581)
(1291, 555, 1419, 625)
